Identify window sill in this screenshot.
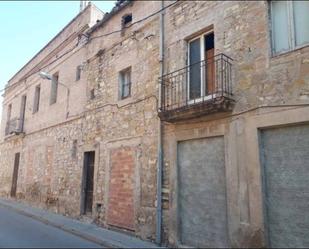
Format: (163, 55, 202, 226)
(4, 132, 25, 141)
(120, 94, 131, 100)
(271, 43, 309, 59)
(117, 96, 133, 107)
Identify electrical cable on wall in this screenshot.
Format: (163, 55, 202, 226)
(0, 1, 178, 94)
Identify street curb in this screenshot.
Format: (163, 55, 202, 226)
(0, 201, 117, 248)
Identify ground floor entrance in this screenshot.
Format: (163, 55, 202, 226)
(81, 151, 95, 215)
(10, 153, 20, 198)
(178, 136, 229, 248)
(260, 124, 309, 248)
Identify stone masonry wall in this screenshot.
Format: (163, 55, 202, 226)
(0, 1, 161, 242)
(161, 1, 309, 247)
(1, 1, 308, 247)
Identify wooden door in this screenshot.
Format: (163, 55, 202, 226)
(11, 153, 20, 197)
(81, 151, 95, 215)
(204, 32, 215, 95)
(205, 48, 215, 94)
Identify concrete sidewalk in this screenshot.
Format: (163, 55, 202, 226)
(0, 198, 160, 248)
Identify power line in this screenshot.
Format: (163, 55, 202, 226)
(1, 1, 178, 95)
(0, 42, 79, 94)
(89, 1, 177, 41)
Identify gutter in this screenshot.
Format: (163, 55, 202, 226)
(156, 0, 165, 245)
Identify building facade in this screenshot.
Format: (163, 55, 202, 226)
(0, 1, 309, 248)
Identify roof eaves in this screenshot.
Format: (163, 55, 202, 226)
(86, 0, 133, 36)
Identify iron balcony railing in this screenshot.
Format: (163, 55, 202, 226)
(159, 53, 233, 113)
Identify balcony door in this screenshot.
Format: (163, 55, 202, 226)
(188, 32, 215, 100)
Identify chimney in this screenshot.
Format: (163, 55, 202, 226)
(80, 1, 90, 12)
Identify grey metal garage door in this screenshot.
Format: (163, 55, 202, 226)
(260, 124, 309, 248)
(178, 136, 229, 248)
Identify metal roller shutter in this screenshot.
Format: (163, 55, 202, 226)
(260, 124, 309, 248)
(178, 136, 228, 248)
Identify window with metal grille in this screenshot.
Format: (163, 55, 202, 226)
(119, 67, 131, 100)
(270, 1, 309, 55)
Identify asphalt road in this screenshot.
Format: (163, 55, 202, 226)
(0, 205, 101, 248)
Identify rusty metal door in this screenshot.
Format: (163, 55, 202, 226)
(11, 153, 20, 197)
(81, 151, 95, 215)
(178, 137, 229, 248)
(260, 124, 309, 247)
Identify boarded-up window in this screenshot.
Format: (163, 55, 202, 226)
(271, 1, 309, 54)
(33, 85, 40, 113)
(50, 73, 58, 105)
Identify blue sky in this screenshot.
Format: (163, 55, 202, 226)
(0, 1, 115, 115)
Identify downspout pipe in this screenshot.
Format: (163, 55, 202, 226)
(156, 0, 164, 245)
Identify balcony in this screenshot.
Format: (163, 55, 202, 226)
(159, 53, 235, 122)
(5, 117, 24, 136)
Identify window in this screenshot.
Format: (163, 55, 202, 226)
(5, 104, 12, 135)
(50, 73, 58, 105)
(90, 89, 95, 100)
(122, 13, 132, 28)
(7, 104, 12, 122)
(76, 65, 82, 81)
(119, 67, 131, 100)
(188, 31, 215, 100)
(19, 95, 27, 132)
(33, 85, 41, 113)
(270, 1, 309, 54)
(71, 139, 78, 158)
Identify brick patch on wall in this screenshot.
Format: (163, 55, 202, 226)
(107, 147, 135, 231)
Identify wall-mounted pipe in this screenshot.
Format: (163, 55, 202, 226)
(156, 0, 165, 245)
